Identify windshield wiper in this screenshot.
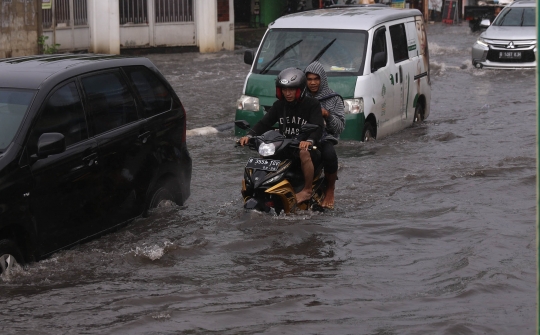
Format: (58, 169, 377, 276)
(308, 38, 337, 65)
(260, 39, 303, 74)
(497, 10, 510, 26)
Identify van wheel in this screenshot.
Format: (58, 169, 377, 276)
(413, 104, 424, 123)
(362, 122, 375, 142)
(0, 239, 23, 275)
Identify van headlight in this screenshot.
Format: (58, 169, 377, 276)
(344, 98, 364, 114)
(237, 95, 260, 111)
(258, 143, 276, 156)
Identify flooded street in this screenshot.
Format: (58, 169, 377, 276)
(1, 23, 536, 334)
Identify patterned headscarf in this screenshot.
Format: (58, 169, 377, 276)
(305, 61, 345, 144)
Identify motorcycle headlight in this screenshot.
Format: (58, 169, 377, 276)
(477, 37, 488, 47)
(237, 95, 260, 112)
(344, 98, 364, 114)
(258, 143, 276, 157)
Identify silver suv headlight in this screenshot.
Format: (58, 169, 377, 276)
(237, 95, 260, 112)
(344, 98, 364, 114)
(476, 37, 489, 47)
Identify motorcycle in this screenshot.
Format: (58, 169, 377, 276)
(235, 120, 326, 214)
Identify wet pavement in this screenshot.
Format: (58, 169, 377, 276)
(0, 22, 536, 334)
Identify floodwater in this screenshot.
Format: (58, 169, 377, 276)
(1, 23, 536, 334)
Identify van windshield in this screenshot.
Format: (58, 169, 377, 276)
(0, 89, 35, 151)
(254, 29, 368, 76)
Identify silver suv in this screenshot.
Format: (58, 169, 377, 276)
(471, 0, 536, 69)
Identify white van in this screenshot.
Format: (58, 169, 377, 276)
(235, 5, 431, 141)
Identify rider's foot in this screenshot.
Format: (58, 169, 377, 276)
(296, 189, 312, 204)
(321, 188, 335, 209)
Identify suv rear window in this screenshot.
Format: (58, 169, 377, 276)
(0, 89, 35, 150)
(81, 71, 138, 135)
(124, 66, 173, 117)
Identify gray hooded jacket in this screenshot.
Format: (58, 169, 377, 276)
(305, 61, 345, 144)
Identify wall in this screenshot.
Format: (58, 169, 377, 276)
(197, 0, 234, 53)
(88, 0, 120, 54)
(0, 0, 40, 58)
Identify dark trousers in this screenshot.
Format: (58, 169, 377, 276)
(319, 140, 338, 174)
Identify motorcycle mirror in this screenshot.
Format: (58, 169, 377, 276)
(299, 123, 318, 134)
(235, 120, 251, 130)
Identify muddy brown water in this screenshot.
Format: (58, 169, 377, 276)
(1, 23, 536, 334)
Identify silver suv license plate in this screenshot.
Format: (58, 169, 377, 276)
(499, 51, 522, 59)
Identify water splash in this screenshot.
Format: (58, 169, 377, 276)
(131, 241, 173, 261)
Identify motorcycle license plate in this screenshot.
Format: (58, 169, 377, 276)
(245, 158, 280, 171)
(499, 51, 521, 59)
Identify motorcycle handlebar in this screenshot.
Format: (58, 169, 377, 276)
(235, 137, 316, 151)
(291, 144, 316, 151)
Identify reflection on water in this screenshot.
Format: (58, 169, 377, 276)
(0, 23, 536, 335)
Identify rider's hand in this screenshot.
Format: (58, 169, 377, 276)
(299, 141, 311, 151)
(321, 108, 330, 118)
(239, 136, 250, 146)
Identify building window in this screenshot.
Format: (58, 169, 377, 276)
(155, 0, 193, 23)
(217, 0, 229, 22)
(120, 0, 148, 24)
(42, 0, 87, 29)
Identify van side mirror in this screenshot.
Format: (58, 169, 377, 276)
(244, 50, 254, 65)
(479, 19, 491, 28)
(36, 132, 66, 158)
(372, 51, 386, 72)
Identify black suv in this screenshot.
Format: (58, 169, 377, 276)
(0, 54, 191, 273)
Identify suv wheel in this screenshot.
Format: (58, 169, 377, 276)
(143, 181, 180, 217)
(149, 186, 176, 209)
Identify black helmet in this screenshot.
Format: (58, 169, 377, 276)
(275, 67, 307, 101)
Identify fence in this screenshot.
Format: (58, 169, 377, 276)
(155, 0, 194, 23)
(41, 0, 197, 51)
(120, 0, 148, 24)
(42, 0, 87, 29)
(43, 0, 194, 29)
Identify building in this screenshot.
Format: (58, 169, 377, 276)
(1, 0, 234, 58)
(0, 0, 42, 58)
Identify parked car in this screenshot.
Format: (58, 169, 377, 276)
(235, 5, 431, 141)
(471, 0, 537, 69)
(0, 54, 192, 274)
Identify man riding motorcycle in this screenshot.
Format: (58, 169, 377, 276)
(239, 68, 324, 204)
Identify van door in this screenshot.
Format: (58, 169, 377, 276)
(388, 22, 416, 132)
(368, 26, 393, 138)
(403, 20, 422, 125)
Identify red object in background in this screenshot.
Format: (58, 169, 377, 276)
(442, 0, 455, 23)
